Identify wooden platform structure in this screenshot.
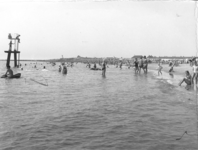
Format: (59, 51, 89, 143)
(4, 33, 21, 67)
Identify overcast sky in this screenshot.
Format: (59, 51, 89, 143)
(0, 0, 197, 59)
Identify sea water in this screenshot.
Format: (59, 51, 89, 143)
(0, 61, 198, 150)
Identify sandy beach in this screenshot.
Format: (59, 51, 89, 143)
(148, 63, 192, 77)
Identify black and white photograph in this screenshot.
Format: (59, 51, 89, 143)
(0, 0, 198, 149)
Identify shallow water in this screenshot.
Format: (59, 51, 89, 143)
(0, 61, 198, 150)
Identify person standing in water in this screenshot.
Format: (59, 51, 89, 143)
(102, 61, 106, 77)
(134, 58, 139, 74)
(61, 63, 67, 74)
(169, 61, 176, 75)
(157, 62, 163, 76)
(86, 62, 91, 68)
(143, 56, 148, 73)
(94, 63, 97, 69)
(191, 60, 198, 84)
(62, 66, 67, 74)
(59, 65, 61, 72)
(138, 57, 143, 73)
(120, 62, 122, 69)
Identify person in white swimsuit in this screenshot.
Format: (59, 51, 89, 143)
(192, 61, 198, 84)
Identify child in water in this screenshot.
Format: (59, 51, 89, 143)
(157, 62, 163, 76)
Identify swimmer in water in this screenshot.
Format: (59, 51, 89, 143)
(179, 71, 192, 90)
(157, 62, 163, 76)
(5, 65, 13, 78)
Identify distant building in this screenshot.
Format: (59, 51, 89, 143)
(132, 55, 143, 59)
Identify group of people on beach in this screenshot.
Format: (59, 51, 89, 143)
(155, 57, 197, 90)
(157, 60, 176, 76)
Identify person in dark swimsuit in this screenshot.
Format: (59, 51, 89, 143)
(102, 62, 106, 77)
(134, 58, 139, 74)
(120, 62, 122, 69)
(94, 63, 97, 69)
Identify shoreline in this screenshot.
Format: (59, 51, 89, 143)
(148, 63, 192, 77)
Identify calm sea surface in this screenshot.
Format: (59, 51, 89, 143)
(0, 61, 198, 150)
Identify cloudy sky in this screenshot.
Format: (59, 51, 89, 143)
(0, 0, 197, 59)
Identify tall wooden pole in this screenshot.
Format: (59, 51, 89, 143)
(14, 49, 17, 67)
(6, 40, 12, 67)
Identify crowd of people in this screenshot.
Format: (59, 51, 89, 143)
(84, 56, 149, 78)
(3, 56, 198, 91)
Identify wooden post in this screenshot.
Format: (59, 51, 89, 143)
(5, 50, 20, 67)
(16, 35, 20, 67)
(14, 50, 17, 67)
(6, 41, 12, 67)
(6, 51, 11, 68)
(18, 53, 20, 67)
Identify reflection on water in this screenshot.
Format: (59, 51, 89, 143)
(0, 61, 198, 150)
